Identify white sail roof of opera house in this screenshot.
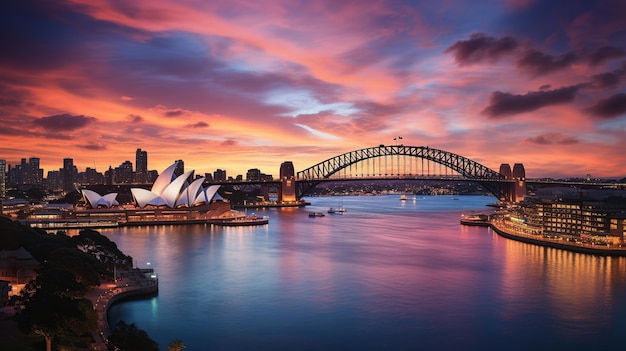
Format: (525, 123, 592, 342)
(131, 162, 221, 208)
(81, 189, 120, 208)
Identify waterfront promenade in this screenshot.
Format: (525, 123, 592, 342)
(85, 268, 158, 350)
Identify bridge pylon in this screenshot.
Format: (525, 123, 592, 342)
(498, 163, 526, 202)
(278, 161, 296, 202)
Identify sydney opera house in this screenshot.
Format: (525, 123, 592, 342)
(19, 162, 233, 229)
(80, 162, 221, 210)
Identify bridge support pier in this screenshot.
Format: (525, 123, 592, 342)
(278, 161, 296, 202)
(499, 163, 526, 202)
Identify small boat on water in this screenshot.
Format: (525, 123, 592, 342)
(400, 194, 407, 201)
(215, 215, 269, 226)
(309, 212, 326, 217)
(328, 201, 346, 214)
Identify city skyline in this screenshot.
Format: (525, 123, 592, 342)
(1, 0, 625, 178)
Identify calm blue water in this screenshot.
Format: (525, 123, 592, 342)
(104, 195, 626, 351)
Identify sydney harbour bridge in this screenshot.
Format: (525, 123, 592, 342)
(215, 145, 536, 202)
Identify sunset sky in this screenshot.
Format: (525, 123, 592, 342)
(1, 0, 625, 179)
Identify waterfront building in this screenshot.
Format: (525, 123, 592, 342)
(81, 189, 120, 208)
(130, 162, 220, 208)
(504, 189, 626, 245)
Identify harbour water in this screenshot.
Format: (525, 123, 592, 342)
(103, 195, 626, 350)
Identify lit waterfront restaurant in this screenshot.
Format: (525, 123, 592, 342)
(501, 188, 626, 245)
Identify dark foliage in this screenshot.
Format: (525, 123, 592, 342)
(107, 321, 159, 351)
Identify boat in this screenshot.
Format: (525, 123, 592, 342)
(459, 213, 490, 226)
(400, 194, 407, 201)
(309, 212, 325, 217)
(329, 201, 346, 214)
(214, 215, 269, 226)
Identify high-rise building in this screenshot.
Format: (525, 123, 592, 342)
(0, 160, 6, 199)
(213, 169, 226, 181)
(136, 149, 148, 173)
(246, 168, 261, 181)
(46, 170, 62, 191)
(62, 158, 74, 192)
(29, 157, 43, 185)
(115, 161, 134, 184)
(135, 148, 148, 183)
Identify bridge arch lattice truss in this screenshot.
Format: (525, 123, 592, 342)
(296, 145, 506, 198)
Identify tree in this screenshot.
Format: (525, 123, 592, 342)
(168, 338, 186, 351)
(14, 266, 96, 351)
(107, 321, 159, 351)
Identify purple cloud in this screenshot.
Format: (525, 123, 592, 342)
(165, 109, 187, 118)
(482, 85, 580, 118)
(525, 134, 579, 145)
(517, 50, 578, 76)
(586, 93, 626, 119)
(33, 113, 96, 131)
(587, 46, 625, 66)
(79, 142, 108, 150)
(445, 33, 519, 65)
(185, 121, 209, 128)
(127, 114, 143, 123)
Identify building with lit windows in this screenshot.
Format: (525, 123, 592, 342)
(503, 189, 626, 245)
(0, 160, 6, 199)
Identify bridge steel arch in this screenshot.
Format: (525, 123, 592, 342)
(296, 145, 506, 198)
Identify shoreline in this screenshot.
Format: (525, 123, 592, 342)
(86, 268, 158, 351)
(462, 219, 626, 257)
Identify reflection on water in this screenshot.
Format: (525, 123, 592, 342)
(104, 196, 626, 351)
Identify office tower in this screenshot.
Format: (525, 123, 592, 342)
(29, 157, 43, 185)
(213, 169, 226, 181)
(246, 168, 261, 181)
(62, 158, 74, 192)
(0, 160, 5, 199)
(135, 148, 148, 183)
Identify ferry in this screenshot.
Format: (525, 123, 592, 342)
(328, 202, 346, 214)
(213, 215, 269, 226)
